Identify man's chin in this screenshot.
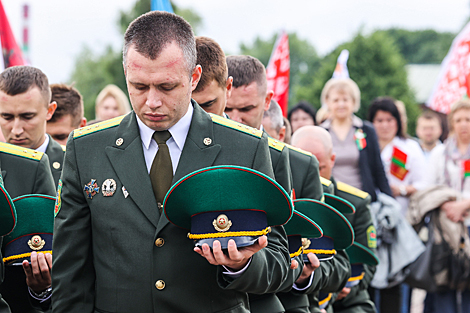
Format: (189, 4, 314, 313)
(9, 140, 30, 148)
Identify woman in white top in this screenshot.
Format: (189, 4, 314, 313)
(369, 97, 427, 216)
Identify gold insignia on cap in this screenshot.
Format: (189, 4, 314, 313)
(213, 214, 232, 232)
(302, 238, 311, 250)
(102, 179, 117, 197)
(53, 162, 61, 169)
(28, 235, 45, 250)
(116, 138, 124, 146)
(203, 137, 212, 146)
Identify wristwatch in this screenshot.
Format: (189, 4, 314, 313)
(399, 185, 407, 197)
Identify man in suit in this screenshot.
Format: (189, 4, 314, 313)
(52, 11, 290, 313)
(0, 66, 64, 186)
(0, 142, 56, 313)
(292, 126, 377, 313)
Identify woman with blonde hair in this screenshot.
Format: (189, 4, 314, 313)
(320, 78, 391, 202)
(95, 84, 131, 121)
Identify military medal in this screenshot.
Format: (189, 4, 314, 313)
(84, 179, 100, 199)
(122, 186, 129, 198)
(102, 179, 117, 197)
(28, 235, 45, 250)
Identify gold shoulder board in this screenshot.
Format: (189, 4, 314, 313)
(210, 113, 262, 138)
(337, 181, 368, 199)
(61, 145, 66, 152)
(73, 115, 125, 139)
(320, 177, 332, 187)
(0, 142, 43, 161)
(285, 144, 313, 156)
(268, 137, 285, 152)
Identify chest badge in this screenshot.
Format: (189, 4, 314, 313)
(84, 179, 100, 199)
(102, 179, 117, 197)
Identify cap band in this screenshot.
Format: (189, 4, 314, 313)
(3, 250, 52, 263)
(188, 226, 271, 240)
(289, 246, 303, 259)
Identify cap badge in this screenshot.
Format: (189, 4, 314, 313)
(102, 179, 117, 197)
(213, 214, 232, 232)
(28, 235, 45, 250)
(302, 238, 311, 250)
(84, 179, 100, 199)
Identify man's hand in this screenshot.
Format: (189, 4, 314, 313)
(336, 287, 351, 300)
(23, 251, 52, 294)
(442, 200, 470, 223)
(194, 235, 268, 271)
(295, 253, 320, 287)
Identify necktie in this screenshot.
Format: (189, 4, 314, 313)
(150, 130, 173, 213)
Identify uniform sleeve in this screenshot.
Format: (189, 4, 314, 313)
(218, 132, 290, 294)
(303, 155, 323, 201)
(272, 146, 292, 194)
(51, 136, 95, 313)
(32, 154, 56, 196)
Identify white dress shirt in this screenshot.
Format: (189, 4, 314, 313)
(35, 134, 50, 153)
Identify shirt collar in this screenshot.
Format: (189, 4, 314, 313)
(136, 102, 193, 150)
(35, 134, 50, 153)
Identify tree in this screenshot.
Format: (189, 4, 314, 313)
(296, 31, 420, 133)
(239, 32, 321, 106)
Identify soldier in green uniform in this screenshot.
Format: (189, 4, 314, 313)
(292, 125, 377, 313)
(52, 12, 291, 313)
(0, 66, 65, 186)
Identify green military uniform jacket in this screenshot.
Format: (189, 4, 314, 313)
(52, 103, 290, 313)
(0, 143, 56, 313)
(45, 135, 65, 187)
(329, 177, 376, 313)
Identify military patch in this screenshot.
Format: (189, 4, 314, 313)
(209, 113, 262, 138)
(367, 225, 377, 249)
(54, 180, 63, 217)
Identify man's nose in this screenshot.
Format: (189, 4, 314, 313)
(228, 112, 243, 123)
(11, 119, 23, 136)
(146, 88, 163, 109)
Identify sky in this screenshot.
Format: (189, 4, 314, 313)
(2, 0, 470, 84)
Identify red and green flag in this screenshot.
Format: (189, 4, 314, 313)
(0, 0, 26, 69)
(463, 160, 470, 178)
(390, 146, 408, 181)
(354, 129, 367, 150)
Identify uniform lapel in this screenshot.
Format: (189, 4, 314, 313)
(156, 102, 221, 234)
(105, 113, 160, 228)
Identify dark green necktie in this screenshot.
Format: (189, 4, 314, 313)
(150, 130, 173, 212)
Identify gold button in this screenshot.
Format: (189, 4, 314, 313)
(155, 238, 164, 247)
(155, 280, 165, 290)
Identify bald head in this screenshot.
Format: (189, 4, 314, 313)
(291, 126, 335, 179)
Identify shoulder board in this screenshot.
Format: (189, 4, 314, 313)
(320, 177, 332, 187)
(285, 144, 312, 156)
(336, 181, 368, 199)
(210, 113, 262, 138)
(73, 115, 125, 139)
(0, 142, 43, 161)
(61, 145, 66, 152)
(268, 137, 285, 152)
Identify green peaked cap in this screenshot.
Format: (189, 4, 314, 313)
(283, 210, 323, 238)
(294, 199, 354, 250)
(324, 193, 356, 214)
(345, 241, 379, 265)
(164, 165, 294, 230)
(0, 183, 16, 236)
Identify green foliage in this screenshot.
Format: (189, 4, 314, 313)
(376, 28, 455, 64)
(297, 31, 419, 134)
(239, 33, 320, 106)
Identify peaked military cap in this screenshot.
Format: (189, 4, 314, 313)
(164, 165, 293, 249)
(3, 194, 55, 265)
(294, 199, 354, 261)
(283, 210, 322, 258)
(345, 241, 379, 287)
(0, 182, 15, 236)
(324, 193, 356, 214)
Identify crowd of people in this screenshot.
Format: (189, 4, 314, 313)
(0, 10, 467, 313)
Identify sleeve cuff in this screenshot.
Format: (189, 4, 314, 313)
(222, 258, 252, 278)
(292, 271, 315, 291)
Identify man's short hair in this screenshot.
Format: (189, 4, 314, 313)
(0, 66, 51, 105)
(226, 55, 267, 95)
(50, 84, 84, 127)
(418, 110, 441, 124)
(123, 11, 196, 74)
(264, 100, 284, 134)
(194, 36, 227, 93)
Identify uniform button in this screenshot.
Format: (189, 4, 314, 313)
(157, 202, 163, 210)
(155, 280, 165, 290)
(155, 238, 164, 247)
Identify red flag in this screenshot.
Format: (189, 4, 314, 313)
(266, 31, 290, 117)
(427, 22, 470, 114)
(0, 0, 26, 69)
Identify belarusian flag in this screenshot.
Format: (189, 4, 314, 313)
(0, 0, 26, 69)
(390, 146, 408, 181)
(463, 160, 470, 178)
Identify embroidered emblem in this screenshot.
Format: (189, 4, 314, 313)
(203, 137, 212, 146)
(122, 186, 129, 198)
(116, 138, 124, 146)
(53, 161, 61, 169)
(54, 180, 63, 217)
(367, 225, 377, 249)
(84, 179, 100, 199)
(302, 238, 311, 250)
(28, 235, 45, 250)
(102, 179, 117, 197)
(213, 214, 232, 232)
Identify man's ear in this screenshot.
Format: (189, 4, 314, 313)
(79, 117, 87, 128)
(191, 65, 202, 91)
(264, 90, 274, 111)
(330, 153, 336, 168)
(46, 101, 57, 121)
(226, 76, 233, 99)
(278, 125, 286, 142)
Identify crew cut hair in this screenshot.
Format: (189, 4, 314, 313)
(123, 11, 196, 74)
(264, 99, 284, 133)
(226, 55, 267, 95)
(50, 84, 84, 127)
(194, 36, 227, 93)
(0, 66, 51, 105)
